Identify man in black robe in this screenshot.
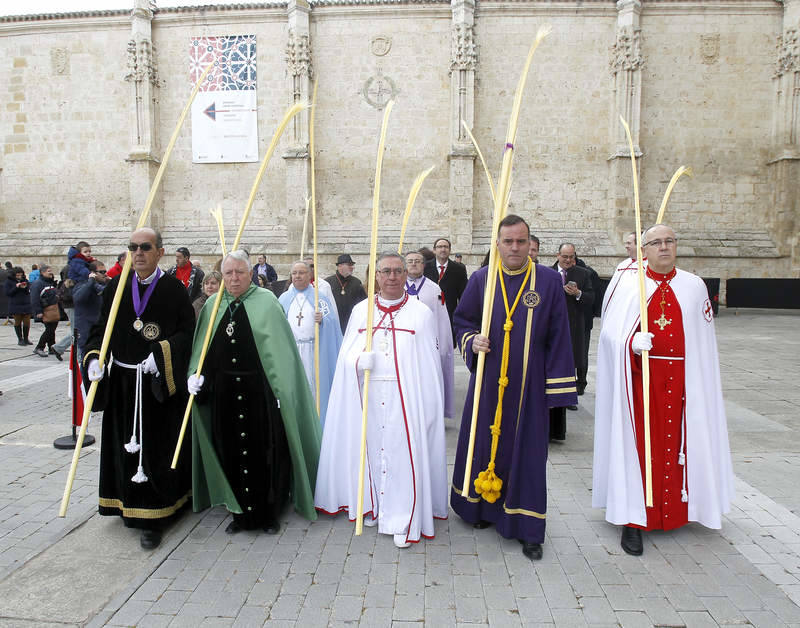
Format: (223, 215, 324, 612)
(84, 227, 194, 550)
(325, 254, 366, 333)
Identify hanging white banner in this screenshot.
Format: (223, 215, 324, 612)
(189, 35, 258, 164)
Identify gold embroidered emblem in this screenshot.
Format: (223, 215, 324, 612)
(141, 322, 161, 341)
(522, 290, 540, 309)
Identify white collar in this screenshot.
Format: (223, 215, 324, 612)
(378, 294, 405, 307)
(137, 267, 160, 285)
(437, 259, 449, 268)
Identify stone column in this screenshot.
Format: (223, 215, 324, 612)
(283, 0, 313, 255)
(125, 0, 162, 229)
(769, 6, 800, 272)
(448, 0, 477, 252)
(607, 0, 644, 235)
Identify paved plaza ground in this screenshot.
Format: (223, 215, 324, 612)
(0, 308, 799, 627)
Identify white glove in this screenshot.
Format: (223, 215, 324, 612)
(357, 351, 376, 373)
(631, 332, 654, 355)
(141, 353, 159, 376)
(87, 359, 104, 382)
(187, 374, 205, 396)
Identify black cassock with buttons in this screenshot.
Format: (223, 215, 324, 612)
(197, 304, 291, 529)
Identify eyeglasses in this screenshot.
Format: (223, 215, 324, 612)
(377, 268, 405, 276)
(643, 238, 677, 248)
(96, 270, 107, 274)
(128, 242, 154, 252)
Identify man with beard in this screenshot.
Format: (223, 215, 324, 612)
(84, 227, 194, 550)
(188, 250, 321, 534)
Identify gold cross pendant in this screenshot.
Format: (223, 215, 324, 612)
(654, 313, 672, 330)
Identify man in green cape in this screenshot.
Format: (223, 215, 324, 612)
(188, 250, 321, 533)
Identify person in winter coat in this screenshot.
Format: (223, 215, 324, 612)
(67, 241, 95, 283)
(31, 264, 61, 358)
(5, 267, 33, 346)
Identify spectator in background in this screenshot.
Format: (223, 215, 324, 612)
(192, 270, 222, 319)
(28, 264, 40, 283)
(5, 267, 33, 346)
(167, 247, 205, 302)
(68, 241, 95, 283)
(0, 262, 11, 325)
(31, 264, 61, 359)
(251, 253, 278, 285)
(106, 252, 127, 279)
(72, 260, 110, 361)
(529, 235, 540, 263)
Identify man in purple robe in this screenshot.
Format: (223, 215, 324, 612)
(450, 214, 577, 560)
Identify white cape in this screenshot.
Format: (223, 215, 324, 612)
(315, 297, 448, 542)
(408, 277, 455, 418)
(592, 268, 734, 529)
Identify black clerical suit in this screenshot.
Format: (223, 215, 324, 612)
(548, 262, 594, 439)
(424, 258, 468, 345)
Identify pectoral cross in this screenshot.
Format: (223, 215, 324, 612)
(296, 310, 304, 326)
(654, 312, 672, 330)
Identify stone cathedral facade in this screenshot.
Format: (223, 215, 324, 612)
(0, 0, 798, 296)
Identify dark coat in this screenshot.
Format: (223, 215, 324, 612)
(67, 246, 93, 283)
(252, 263, 278, 284)
(5, 275, 32, 315)
(423, 258, 468, 340)
(550, 263, 595, 374)
(72, 277, 106, 354)
(30, 274, 58, 319)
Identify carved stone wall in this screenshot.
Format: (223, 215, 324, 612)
(0, 1, 795, 282)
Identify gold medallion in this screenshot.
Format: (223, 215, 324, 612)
(522, 290, 540, 309)
(141, 322, 161, 341)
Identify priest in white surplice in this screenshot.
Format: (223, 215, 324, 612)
(315, 252, 448, 548)
(404, 251, 454, 418)
(278, 261, 342, 425)
(601, 231, 643, 318)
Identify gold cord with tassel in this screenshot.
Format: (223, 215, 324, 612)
(474, 259, 532, 503)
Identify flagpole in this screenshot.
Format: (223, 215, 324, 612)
(58, 62, 213, 517)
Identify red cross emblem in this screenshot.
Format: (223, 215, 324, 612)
(702, 299, 713, 322)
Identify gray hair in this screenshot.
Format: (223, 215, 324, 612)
(38, 263, 52, 273)
(377, 252, 406, 270)
(291, 261, 311, 272)
(203, 270, 222, 285)
(222, 250, 250, 269)
(643, 223, 676, 241)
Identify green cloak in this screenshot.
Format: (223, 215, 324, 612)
(189, 285, 322, 521)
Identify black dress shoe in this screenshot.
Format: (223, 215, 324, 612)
(225, 520, 241, 534)
(620, 526, 643, 556)
(521, 541, 543, 560)
(567, 405, 578, 411)
(577, 388, 585, 396)
(263, 521, 280, 535)
(140, 529, 162, 550)
(52, 349, 63, 361)
(473, 520, 492, 529)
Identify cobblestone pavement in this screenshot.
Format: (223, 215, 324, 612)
(0, 310, 799, 627)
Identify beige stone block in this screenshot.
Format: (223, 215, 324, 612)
(14, 144, 27, 152)
(12, 92, 24, 102)
(13, 58, 27, 68)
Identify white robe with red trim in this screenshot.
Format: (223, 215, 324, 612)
(314, 295, 448, 542)
(592, 267, 734, 529)
(406, 276, 455, 418)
